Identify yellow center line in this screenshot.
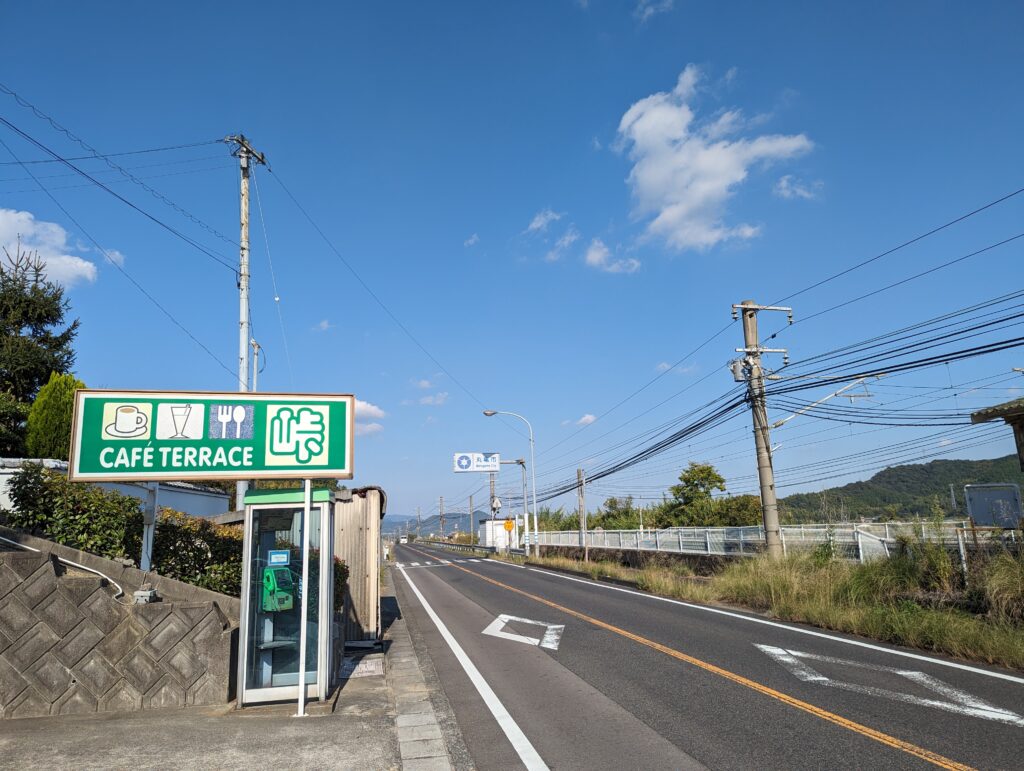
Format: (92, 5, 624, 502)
(404, 546, 974, 771)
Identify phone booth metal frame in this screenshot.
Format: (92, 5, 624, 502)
(238, 488, 335, 706)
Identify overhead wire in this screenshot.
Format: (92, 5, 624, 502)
(0, 135, 235, 379)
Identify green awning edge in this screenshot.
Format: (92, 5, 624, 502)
(243, 488, 334, 505)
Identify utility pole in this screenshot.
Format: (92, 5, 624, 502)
(468, 494, 473, 537)
(577, 468, 587, 562)
(227, 135, 267, 511)
(489, 473, 497, 519)
(439, 496, 445, 539)
(732, 300, 793, 559)
(416, 506, 421, 538)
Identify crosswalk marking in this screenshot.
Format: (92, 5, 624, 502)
(411, 562, 420, 566)
(469, 559, 481, 563)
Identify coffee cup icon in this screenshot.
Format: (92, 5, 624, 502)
(104, 404, 150, 439)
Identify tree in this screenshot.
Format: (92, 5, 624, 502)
(26, 372, 85, 460)
(0, 242, 80, 402)
(0, 242, 80, 455)
(670, 462, 725, 510)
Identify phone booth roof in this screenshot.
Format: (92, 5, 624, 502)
(243, 488, 335, 506)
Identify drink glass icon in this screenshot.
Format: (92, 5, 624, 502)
(170, 404, 192, 439)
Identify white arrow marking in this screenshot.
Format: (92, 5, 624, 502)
(483, 614, 565, 651)
(757, 644, 1024, 727)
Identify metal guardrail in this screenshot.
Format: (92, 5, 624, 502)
(535, 521, 969, 563)
(414, 540, 528, 557)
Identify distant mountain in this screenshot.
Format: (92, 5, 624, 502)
(780, 455, 1024, 522)
(383, 510, 489, 536)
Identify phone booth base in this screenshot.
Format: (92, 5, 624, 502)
(238, 488, 336, 706)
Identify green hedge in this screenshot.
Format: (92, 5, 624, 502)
(3, 464, 351, 600)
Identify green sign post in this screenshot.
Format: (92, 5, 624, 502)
(69, 390, 354, 482)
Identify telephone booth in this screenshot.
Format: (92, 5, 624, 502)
(238, 488, 337, 706)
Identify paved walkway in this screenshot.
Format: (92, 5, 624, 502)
(0, 577, 464, 770)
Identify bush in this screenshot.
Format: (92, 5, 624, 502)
(26, 372, 84, 460)
(6, 461, 142, 558)
(2, 464, 355, 601)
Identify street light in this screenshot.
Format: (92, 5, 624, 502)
(483, 410, 539, 556)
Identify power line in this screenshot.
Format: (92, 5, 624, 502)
(0, 82, 238, 248)
(267, 168, 518, 432)
(251, 167, 294, 387)
(0, 136, 235, 379)
(0, 140, 220, 165)
(0, 116, 238, 272)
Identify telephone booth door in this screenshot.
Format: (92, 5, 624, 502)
(238, 488, 335, 706)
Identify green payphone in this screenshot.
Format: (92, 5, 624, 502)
(261, 566, 295, 612)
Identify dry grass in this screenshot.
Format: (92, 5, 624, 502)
(518, 551, 1024, 670)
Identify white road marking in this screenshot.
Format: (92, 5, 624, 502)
(397, 566, 549, 770)
(411, 562, 421, 566)
(757, 645, 1024, 727)
(469, 559, 481, 563)
(482, 614, 565, 651)
(525, 567, 1024, 685)
(396, 563, 404, 568)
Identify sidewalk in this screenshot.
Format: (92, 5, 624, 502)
(0, 577, 461, 770)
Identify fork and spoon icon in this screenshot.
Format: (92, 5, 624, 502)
(216, 405, 248, 439)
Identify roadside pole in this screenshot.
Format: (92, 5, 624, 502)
(140, 482, 159, 571)
(468, 494, 473, 539)
(489, 473, 496, 519)
(439, 496, 445, 539)
(734, 300, 792, 559)
(577, 468, 587, 562)
(296, 478, 312, 718)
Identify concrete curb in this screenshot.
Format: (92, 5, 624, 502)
(383, 577, 456, 770)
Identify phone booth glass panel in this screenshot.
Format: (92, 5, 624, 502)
(239, 488, 335, 705)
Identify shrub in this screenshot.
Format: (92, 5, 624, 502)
(26, 372, 84, 460)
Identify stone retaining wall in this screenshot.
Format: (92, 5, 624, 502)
(0, 532, 238, 719)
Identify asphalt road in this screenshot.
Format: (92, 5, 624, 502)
(391, 543, 1024, 771)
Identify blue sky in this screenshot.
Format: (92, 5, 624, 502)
(2, 2, 1023, 523)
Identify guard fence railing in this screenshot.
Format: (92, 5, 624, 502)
(535, 521, 970, 563)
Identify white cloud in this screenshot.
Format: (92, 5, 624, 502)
(635, 0, 673, 23)
(545, 225, 580, 262)
(938, 438, 954, 447)
(656, 361, 697, 375)
(312, 319, 334, 332)
(526, 208, 563, 233)
(413, 378, 433, 389)
(464, 233, 480, 247)
(355, 422, 383, 436)
(419, 391, 449, 406)
(656, 362, 672, 373)
(104, 248, 126, 267)
(585, 238, 641, 274)
(0, 208, 98, 287)
(774, 175, 822, 200)
(355, 399, 386, 419)
(591, 136, 602, 151)
(576, 413, 597, 426)
(617, 65, 813, 251)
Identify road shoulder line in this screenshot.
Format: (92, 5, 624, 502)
(397, 565, 549, 771)
(525, 566, 1024, 685)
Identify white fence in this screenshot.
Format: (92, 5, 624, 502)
(536, 521, 969, 563)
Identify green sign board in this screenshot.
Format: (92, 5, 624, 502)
(68, 390, 354, 482)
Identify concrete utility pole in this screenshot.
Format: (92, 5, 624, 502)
(227, 135, 267, 511)
(577, 468, 587, 562)
(468, 494, 473, 535)
(733, 300, 792, 559)
(416, 506, 421, 538)
(250, 340, 261, 391)
(489, 473, 497, 519)
(439, 496, 445, 539)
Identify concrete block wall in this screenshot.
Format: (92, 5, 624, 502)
(0, 536, 238, 719)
